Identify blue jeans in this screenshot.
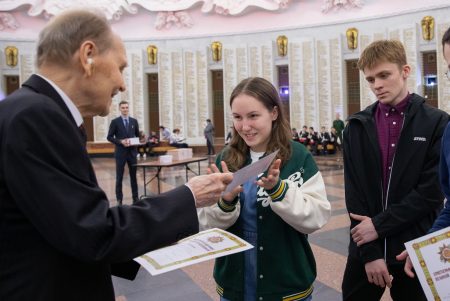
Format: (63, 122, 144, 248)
(219, 231, 313, 301)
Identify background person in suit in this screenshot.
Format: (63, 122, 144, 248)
(0, 9, 232, 301)
(204, 118, 215, 155)
(107, 100, 139, 205)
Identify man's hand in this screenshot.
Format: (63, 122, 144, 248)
(350, 213, 379, 246)
(186, 171, 233, 208)
(208, 161, 242, 202)
(121, 139, 130, 147)
(396, 250, 415, 278)
(365, 259, 393, 288)
(256, 159, 281, 190)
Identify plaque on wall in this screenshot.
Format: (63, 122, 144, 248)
(196, 49, 209, 137)
(223, 47, 237, 131)
(171, 51, 185, 132)
(330, 37, 343, 119)
(302, 40, 317, 128)
(130, 51, 145, 132)
(19, 54, 35, 85)
(261, 44, 274, 83)
(288, 41, 304, 127)
(316, 39, 332, 127)
(158, 51, 173, 129)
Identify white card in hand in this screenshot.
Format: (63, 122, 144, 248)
(224, 149, 279, 194)
(129, 137, 140, 145)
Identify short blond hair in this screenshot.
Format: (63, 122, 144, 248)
(37, 9, 113, 68)
(357, 40, 407, 71)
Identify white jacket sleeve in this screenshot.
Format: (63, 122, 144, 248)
(270, 171, 331, 234)
(197, 200, 241, 231)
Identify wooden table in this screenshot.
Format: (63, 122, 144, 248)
(135, 157, 208, 195)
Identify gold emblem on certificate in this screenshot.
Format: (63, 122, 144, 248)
(438, 244, 450, 263)
(208, 236, 224, 243)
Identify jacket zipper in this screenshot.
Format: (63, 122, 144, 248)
(382, 114, 406, 260)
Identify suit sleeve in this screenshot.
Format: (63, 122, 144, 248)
(4, 104, 199, 263)
(430, 122, 450, 233)
(107, 119, 121, 145)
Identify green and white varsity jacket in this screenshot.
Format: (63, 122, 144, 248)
(198, 141, 331, 301)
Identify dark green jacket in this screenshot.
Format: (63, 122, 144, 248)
(203, 141, 330, 301)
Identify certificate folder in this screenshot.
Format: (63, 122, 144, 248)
(404, 226, 450, 300)
(134, 228, 253, 275)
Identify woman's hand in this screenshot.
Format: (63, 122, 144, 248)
(208, 161, 243, 202)
(256, 159, 281, 190)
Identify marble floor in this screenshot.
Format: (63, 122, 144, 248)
(91, 153, 392, 301)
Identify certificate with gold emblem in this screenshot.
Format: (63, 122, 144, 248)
(405, 226, 450, 300)
(134, 228, 253, 275)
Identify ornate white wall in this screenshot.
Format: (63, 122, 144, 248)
(1, 4, 450, 142)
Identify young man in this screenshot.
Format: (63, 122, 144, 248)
(397, 26, 450, 277)
(0, 9, 232, 301)
(342, 40, 449, 301)
(107, 100, 139, 204)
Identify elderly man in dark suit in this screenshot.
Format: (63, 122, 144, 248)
(0, 9, 232, 301)
(107, 100, 139, 205)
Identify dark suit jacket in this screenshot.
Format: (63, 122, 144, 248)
(0, 74, 199, 300)
(107, 116, 139, 157)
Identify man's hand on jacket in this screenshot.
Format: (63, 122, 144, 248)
(350, 213, 379, 246)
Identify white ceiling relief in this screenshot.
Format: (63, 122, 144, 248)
(322, 0, 364, 13)
(0, 0, 296, 31)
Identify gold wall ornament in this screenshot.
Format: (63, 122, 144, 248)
(147, 45, 158, 65)
(346, 28, 358, 50)
(5, 46, 18, 67)
(421, 16, 435, 41)
(276, 35, 288, 57)
(211, 41, 222, 62)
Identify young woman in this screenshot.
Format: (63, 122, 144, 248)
(198, 77, 331, 301)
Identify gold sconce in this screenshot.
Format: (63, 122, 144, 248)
(421, 16, 434, 41)
(346, 28, 358, 50)
(5, 46, 18, 67)
(211, 41, 222, 62)
(147, 45, 158, 65)
(276, 35, 288, 57)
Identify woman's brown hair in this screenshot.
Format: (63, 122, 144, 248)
(223, 77, 292, 171)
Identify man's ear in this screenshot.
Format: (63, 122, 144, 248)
(79, 40, 96, 76)
(402, 64, 411, 79)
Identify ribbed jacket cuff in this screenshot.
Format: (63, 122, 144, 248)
(266, 179, 287, 202)
(218, 196, 238, 212)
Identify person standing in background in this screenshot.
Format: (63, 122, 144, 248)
(107, 100, 139, 205)
(332, 113, 345, 149)
(204, 118, 215, 155)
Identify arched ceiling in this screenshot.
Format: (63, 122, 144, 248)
(0, 0, 449, 40)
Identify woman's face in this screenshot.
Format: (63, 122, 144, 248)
(231, 94, 278, 152)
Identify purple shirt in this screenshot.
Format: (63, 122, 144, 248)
(375, 94, 410, 203)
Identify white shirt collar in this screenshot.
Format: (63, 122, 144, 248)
(36, 74, 83, 127)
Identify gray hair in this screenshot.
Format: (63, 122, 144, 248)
(37, 9, 113, 68)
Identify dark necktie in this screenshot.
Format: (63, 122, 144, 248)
(125, 119, 129, 134)
(79, 124, 87, 145)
